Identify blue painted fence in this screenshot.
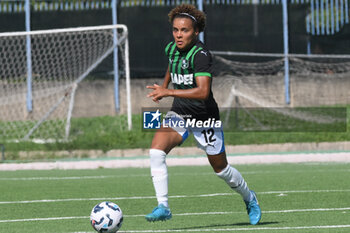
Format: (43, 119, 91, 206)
(1, 0, 349, 36)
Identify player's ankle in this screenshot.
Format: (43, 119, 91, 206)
(159, 202, 169, 208)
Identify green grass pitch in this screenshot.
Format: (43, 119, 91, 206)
(0, 162, 349, 233)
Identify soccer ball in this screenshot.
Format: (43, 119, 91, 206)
(90, 201, 123, 233)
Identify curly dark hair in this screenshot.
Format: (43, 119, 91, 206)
(168, 4, 206, 32)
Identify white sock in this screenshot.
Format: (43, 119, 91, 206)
(216, 164, 253, 202)
(150, 149, 169, 208)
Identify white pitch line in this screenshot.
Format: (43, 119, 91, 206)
(71, 225, 350, 233)
(1, 207, 349, 223)
(107, 225, 350, 232)
(120, 225, 350, 232)
(0, 173, 210, 181)
(0, 169, 348, 181)
(0, 196, 157, 205)
(1, 189, 350, 205)
(128, 207, 350, 217)
(263, 207, 350, 213)
(259, 189, 350, 194)
(0, 216, 86, 223)
(0, 175, 117, 181)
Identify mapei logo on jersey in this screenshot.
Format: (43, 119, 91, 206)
(171, 73, 193, 85)
(143, 109, 162, 129)
(181, 59, 189, 69)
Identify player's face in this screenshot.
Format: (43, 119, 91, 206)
(172, 17, 199, 51)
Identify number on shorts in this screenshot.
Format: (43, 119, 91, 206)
(201, 129, 216, 143)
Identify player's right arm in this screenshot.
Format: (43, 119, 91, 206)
(146, 67, 171, 103)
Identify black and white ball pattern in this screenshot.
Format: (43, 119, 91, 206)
(90, 201, 123, 233)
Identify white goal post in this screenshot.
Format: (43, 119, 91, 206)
(211, 51, 350, 131)
(0, 24, 131, 142)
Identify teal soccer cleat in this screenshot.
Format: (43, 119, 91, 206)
(244, 190, 262, 225)
(145, 204, 172, 222)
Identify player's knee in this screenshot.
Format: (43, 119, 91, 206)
(216, 164, 230, 179)
(211, 162, 228, 173)
(208, 152, 228, 173)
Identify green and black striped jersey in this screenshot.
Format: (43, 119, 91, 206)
(165, 40, 220, 120)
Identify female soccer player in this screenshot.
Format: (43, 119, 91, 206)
(145, 4, 261, 225)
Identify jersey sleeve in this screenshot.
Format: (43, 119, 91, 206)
(165, 42, 174, 57)
(193, 50, 213, 78)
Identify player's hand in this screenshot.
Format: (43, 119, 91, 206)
(146, 84, 168, 103)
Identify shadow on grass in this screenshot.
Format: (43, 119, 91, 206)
(170, 221, 279, 231)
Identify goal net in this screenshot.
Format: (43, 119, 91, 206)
(0, 25, 131, 142)
(212, 52, 349, 132)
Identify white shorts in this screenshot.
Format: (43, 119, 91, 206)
(163, 111, 225, 155)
